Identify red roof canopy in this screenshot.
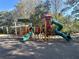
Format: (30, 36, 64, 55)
(44, 14, 52, 20)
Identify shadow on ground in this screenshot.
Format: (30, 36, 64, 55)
(0, 39, 79, 59)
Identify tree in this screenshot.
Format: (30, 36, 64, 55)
(0, 11, 14, 34)
(15, 0, 42, 19)
(0, 11, 14, 26)
(61, 0, 79, 33)
(30, 0, 51, 26)
(50, 0, 62, 19)
(61, 0, 79, 20)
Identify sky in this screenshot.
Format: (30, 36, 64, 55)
(0, 0, 65, 11)
(0, 0, 19, 11)
(0, 0, 73, 16)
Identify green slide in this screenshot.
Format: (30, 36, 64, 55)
(51, 19, 72, 42)
(20, 32, 33, 42)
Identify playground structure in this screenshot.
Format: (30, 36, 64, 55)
(20, 13, 72, 42)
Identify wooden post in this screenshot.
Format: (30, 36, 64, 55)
(34, 26, 36, 40)
(14, 21, 17, 35)
(6, 27, 9, 34)
(1, 26, 3, 31)
(20, 27, 22, 35)
(45, 20, 47, 41)
(39, 26, 41, 40)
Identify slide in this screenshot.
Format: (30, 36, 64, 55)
(20, 32, 33, 43)
(51, 19, 72, 42)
